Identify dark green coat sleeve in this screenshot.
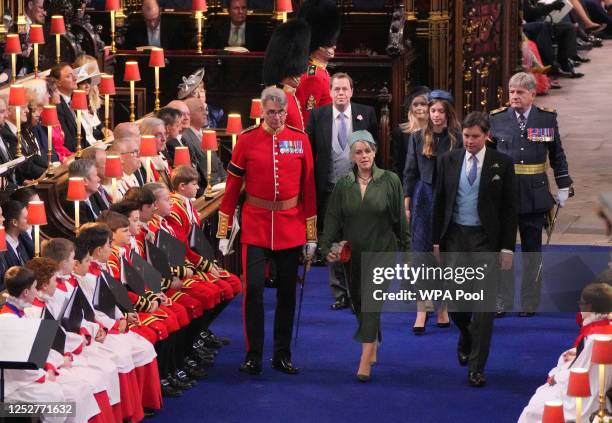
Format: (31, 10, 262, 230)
(319, 178, 346, 257)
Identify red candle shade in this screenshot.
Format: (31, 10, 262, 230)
(50, 16, 66, 35)
(0, 227, 6, 252)
(542, 401, 565, 423)
(149, 48, 165, 68)
(105, 0, 120, 10)
(250, 99, 262, 119)
(41, 105, 59, 126)
(71, 90, 88, 111)
(124, 61, 141, 82)
(99, 74, 116, 95)
(567, 368, 591, 397)
(67, 177, 87, 201)
(174, 147, 191, 166)
(104, 155, 123, 178)
(27, 201, 47, 226)
(5, 34, 21, 54)
(592, 335, 612, 364)
(192, 0, 207, 12)
(201, 130, 218, 151)
(8, 85, 26, 107)
(29, 25, 45, 44)
(226, 114, 242, 135)
(276, 0, 292, 12)
(140, 135, 157, 157)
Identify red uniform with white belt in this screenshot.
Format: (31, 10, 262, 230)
(217, 121, 317, 363)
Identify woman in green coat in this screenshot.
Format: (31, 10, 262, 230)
(319, 130, 410, 382)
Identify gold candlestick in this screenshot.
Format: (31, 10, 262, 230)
(110, 10, 116, 53)
(34, 225, 40, 256)
(46, 125, 54, 176)
(10, 54, 16, 84)
(196, 11, 203, 54)
(129, 80, 135, 122)
(154, 66, 160, 112)
(231, 134, 237, 149)
(104, 94, 110, 140)
(76, 109, 82, 157)
(74, 200, 80, 230)
(204, 150, 213, 198)
(111, 178, 117, 202)
(33, 43, 39, 77)
(55, 34, 61, 64)
(15, 106, 22, 157)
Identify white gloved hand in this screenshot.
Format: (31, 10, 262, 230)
(218, 238, 230, 256)
(556, 188, 570, 207)
(303, 242, 317, 260)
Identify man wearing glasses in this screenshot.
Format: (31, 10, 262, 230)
(216, 86, 317, 376)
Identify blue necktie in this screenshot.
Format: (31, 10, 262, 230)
(338, 113, 347, 150)
(468, 154, 478, 186)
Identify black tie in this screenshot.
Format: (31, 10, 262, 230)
(16, 243, 29, 265)
(518, 113, 527, 132)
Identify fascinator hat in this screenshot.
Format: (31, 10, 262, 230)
(348, 130, 376, 147)
(76, 62, 101, 85)
(428, 89, 454, 105)
(178, 68, 205, 100)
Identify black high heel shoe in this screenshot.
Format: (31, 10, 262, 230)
(412, 313, 429, 335)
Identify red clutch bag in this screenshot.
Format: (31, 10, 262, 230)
(339, 242, 352, 263)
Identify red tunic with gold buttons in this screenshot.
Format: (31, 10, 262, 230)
(217, 122, 317, 250)
(296, 60, 332, 125)
(283, 85, 305, 132)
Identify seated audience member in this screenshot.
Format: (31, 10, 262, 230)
(50, 62, 85, 154)
(183, 98, 226, 185)
(176, 69, 226, 128)
(81, 147, 113, 212)
(0, 97, 19, 192)
(105, 131, 146, 199)
(10, 186, 40, 258)
(206, 0, 266, 51)
(3, 200, 32, 267)
(0, 93, 46, 184)
(140, 117, 172, 187)
(66, 158, 103, 223)
(74, 56, 105, 146)
(23, 78, 59, 163)
(123, 0, 181, 49)
(46, 76, 72, 163)
(518, 283, 612, 422)
(0, 206, 7, 289)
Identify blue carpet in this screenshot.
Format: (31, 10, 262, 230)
(150, 245, 611, 423)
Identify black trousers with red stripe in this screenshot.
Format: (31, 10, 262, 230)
(242, 244, 301, 363)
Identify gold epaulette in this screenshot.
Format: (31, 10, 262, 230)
(286, 124, 305, 134)
(240, 123, 260, 135)
(538, 106, 556, 113)
(490, 106, 508, 115)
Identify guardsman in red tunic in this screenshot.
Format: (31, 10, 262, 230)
(295, 0, 340, 124)
(262, 20, 311, 132)
(217, 86, 317, 376)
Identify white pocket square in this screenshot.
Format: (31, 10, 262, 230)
(492, 163, 500, 168)
(492, 174, 501, 181)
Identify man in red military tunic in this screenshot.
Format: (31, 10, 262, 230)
(296, 0, 340, 125)
(217, 86, 317, 376)
(262, 20, 311, 132)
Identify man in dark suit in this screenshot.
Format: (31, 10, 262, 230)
(3, 200, 32, 268)
(65, 159, 103, 225)
(206, 0, 265, 51)
(432, 111, 517, 387)
(306, 71, 377, 310)
(123, 0, 180, 49)
(489, 72, 572, 316)
(50, 63, 83, 154)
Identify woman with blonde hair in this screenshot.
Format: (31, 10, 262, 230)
(391, 86, 430, 177)
(22, 78, 58, 170)
(403, 90, 461, 334)
(73, 55, 105, 146)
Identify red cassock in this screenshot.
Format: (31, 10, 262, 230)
(283, 85, 306, 132)
(296, 60, 332, 125)
(217, 122, 317, 250)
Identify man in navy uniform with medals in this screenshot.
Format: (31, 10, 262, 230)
(489, 72, 572, 317)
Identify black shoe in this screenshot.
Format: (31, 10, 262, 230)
(519, 312, 536, 317)
(239, 359, 262, 375)
(272, 356, 300, 374)
(495, 311, 506, 318)
(191, 350, 215, 367)
(590, 36, 603, 46)
(586, 23, 607, 36)
(185, 359, 208, 379)
(144, 408, 155, 418)
(457, 335, 471, 367)
(207, 330, 231, 345)
(436, 322, 450, 328)
(265, 278, 277, 288)
(468, 371, 486, 387)
(412, 325, 426, 334)
(171, 371, 195, 389)
(161, 378, 183, 397)
(571, 55, 590, 63)
(330, 296, 349, 310)
(199, 331, 223, 349)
